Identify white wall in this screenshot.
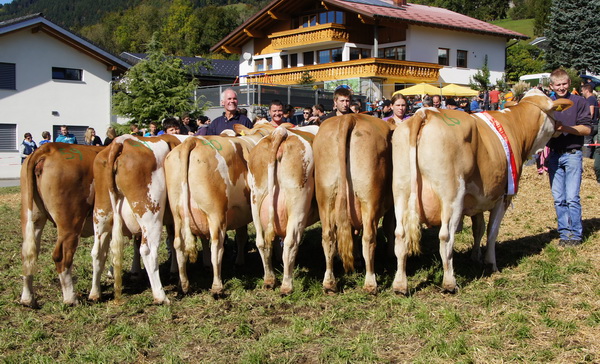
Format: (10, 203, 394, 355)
(0, 28, 115, 178)
(405, 26, 506, 85)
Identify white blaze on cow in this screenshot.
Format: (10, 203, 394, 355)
(165, 128, 268, 296)
(89, 134, 185, 304)
(20, 143, 103, 307)
(391, 88, 573, 295)
(241, 124, 319, 295)
(313, 113, 394, 294)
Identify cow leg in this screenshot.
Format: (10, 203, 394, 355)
(253, 201, 276, 290)
(53, 229, 81, 306)
(89, 213, 111, 302)
(392, 194, 409, 295)
(438, 208, 462, 293)
(483, 202, 508, 273)
(362, 214, 379, 294)
(234, 226, 248, 266)
(201, 238, 211, 269)
(139, 223, 169, 305)
(131, 236, 142, 275)
(172, 220, 191, 294)
(20, 211, 46, 307)
(321, 219, 337, 293)
(280, 226, 302, 295)
(470, 213, 485, 263)
(210, 223, 227, 296)
(165, 224, 178, 276)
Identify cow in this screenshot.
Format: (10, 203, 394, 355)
(391, 88, 573, 295)
(312, 113, 394, 294)
(240, 124, 319, 295)
(164, 128, 271, 297)
(89, 134, 185, 304)
(20, 143, 104, 307)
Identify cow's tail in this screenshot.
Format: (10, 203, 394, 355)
(103, 140, 127, 298)
(179, 138, 199, 263)
(405, 112, 425, 255)
(335, 115, 356, 272)
(21, 152, 41, 277)
(264, 127, 287, 250)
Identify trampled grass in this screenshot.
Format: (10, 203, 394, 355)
(1, 160, 599, 362)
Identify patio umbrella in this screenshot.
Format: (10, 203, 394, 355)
(393, 83, 441, 96)
(441, 84, 479, 97)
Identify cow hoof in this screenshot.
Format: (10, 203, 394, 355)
(211, 287, 225, 299)
(263, 279, 276, 290)
(393, 288, 409, 297)
(63, 298, 79, 307)
(364, 285, 378, 295)
(280, 286, 293, 296)
(20, 298, 39, 309)
(153, 297, 171, 305)
(484, 263, 498, 275)
(323, 286, 337, 295)
(442, 285, 458, 294)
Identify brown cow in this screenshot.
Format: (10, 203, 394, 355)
(165, 129, 269, 296)
(242, 124, 320, 294)
(391, 88, 572, 294)
(313, 113, 394, 294)
(20, 143, 103, 307)
(89, 134, 185, 304)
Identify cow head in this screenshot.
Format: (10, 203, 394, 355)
(520, 88, 573, 154)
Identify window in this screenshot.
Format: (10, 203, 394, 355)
(266, 58, 273, 71)
(303, 51, 314, 66)
(52, 125, 88, 143)
(377, 46, 405, 61)
(0, 124, 17, 151)
(438, 48, 449, 66)
(457, 50, 468, 68)
(256, 59, 264, 72)
(0, 63, 16, 90)
(318, 48, 342, 64)
(290, 54, 298, 67)
(300, 11, 344, 28)
(350, 48, 371, 60)
(52, 67, 83, 81)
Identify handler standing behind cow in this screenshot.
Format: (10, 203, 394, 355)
(546, 68, 592, 247)
(206, 88, 253, 135)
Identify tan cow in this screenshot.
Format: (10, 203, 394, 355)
(165, 129, 268, 296)
(391, 88, 572, 294)
(241, 124, 319, 294)
(89, 134, 185, 304)
(20, 143, 103, 307)
(313, 113, 394, 294)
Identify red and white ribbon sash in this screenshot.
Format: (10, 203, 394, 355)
(473, 112, 518, 195)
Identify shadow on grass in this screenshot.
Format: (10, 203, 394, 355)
(122, 217, 600, 297)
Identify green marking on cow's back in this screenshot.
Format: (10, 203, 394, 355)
(441, 112, 461, 126)
(201, 139, 223, 151)
(59, 147, 83, 160)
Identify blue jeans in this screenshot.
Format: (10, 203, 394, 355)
(547, 150, 583, 241)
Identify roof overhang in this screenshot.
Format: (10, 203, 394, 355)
(0, 14, 130, 73)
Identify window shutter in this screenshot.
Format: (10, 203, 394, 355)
(0, 63, 16, 90)
(0, 124, 17, 151)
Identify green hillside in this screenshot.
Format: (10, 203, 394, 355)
(491, 18, 535, 40)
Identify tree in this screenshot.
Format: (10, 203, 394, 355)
(469, 55, 491, 91)
(532, 0, 551, 36)
(505, 43, 546, 83)
(544, 0, 600, 73)
(112, 35, 199, 125)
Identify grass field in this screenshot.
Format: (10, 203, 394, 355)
(491, 18, 535, 39)
(1, 160, 599, 363)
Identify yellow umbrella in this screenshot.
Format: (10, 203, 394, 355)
(441, 84, 479, 97)
(393, 83, 441, 96)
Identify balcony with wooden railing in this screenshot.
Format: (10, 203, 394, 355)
(247, 58, 442, 85)
(269, 23, 350, 50)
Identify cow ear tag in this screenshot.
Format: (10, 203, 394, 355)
(555, 105, 563, 111)
(241, 130, 246, 136)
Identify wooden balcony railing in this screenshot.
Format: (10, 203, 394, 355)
(269, 23, 350, 50)
(247, 58, 442, 85)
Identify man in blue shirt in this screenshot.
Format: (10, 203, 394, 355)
(55, 125, 78, 144)
(206, 88, 252, 135)
(546, 69, 592, 247)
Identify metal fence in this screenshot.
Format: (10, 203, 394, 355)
(195, 84, 366, 115)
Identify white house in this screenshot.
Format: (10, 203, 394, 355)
(211, 0, 527, 99)
(0, 14, 129, 179)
